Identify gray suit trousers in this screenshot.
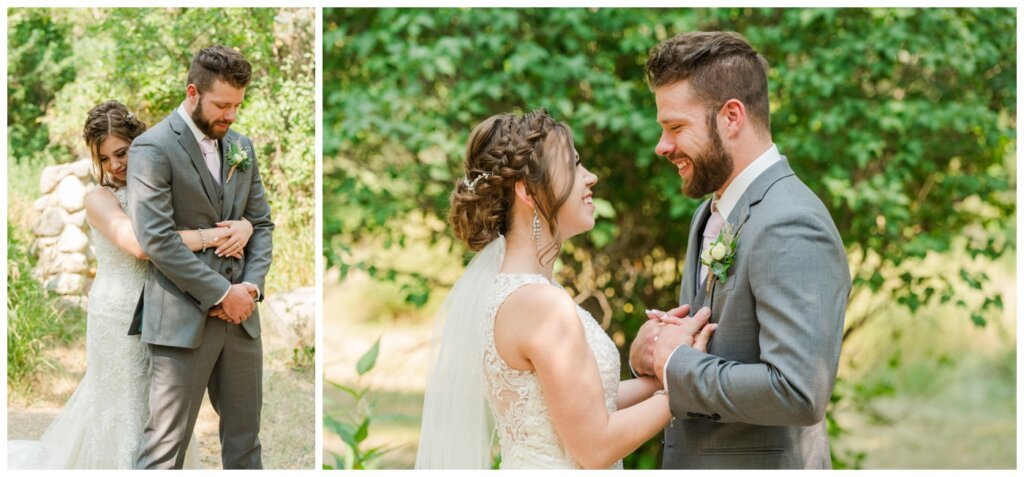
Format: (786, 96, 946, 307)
(134, 318, 263, 469)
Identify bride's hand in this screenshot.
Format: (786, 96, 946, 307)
(213, 219, 253, 259)
(655, 310, 718, 353)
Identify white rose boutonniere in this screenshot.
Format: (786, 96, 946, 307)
(700, 222, 738, 293)
(225, 141, 252, 184)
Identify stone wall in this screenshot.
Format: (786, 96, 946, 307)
(30, 158, 96, 308)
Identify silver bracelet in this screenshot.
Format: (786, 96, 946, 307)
(654, 389, 668, 397)
(198, 229, 207, 252)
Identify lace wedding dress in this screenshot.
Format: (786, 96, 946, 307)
(8, 186, 198, 469)
(483, 273, 624, 469)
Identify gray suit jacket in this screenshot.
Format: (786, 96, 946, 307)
(127, 111, 274, 349)
(662, 158, 850, 469)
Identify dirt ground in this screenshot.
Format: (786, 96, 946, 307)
(7, 331, 315, 469)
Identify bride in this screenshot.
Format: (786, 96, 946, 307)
(8, 100, 254, 469)
(415, 109, 716, 469)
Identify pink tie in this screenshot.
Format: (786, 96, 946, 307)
(700, 203, 724, 287)
(703, 203, 725, 244)
(198, 138, 221, 184)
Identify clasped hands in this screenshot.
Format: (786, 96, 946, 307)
(208, 219, 253, 259)
(629, 304, 718, 384)
(207, 283, 259, 324)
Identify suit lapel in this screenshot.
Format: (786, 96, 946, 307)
(681, 200, 712, 306)
(171, 113, 222, 213)
(219, 132, 238, 219)
(684, 158, 796, 315)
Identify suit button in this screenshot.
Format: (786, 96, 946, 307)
(686, 412, 696, 418)
(711, 413, 721, 421)
(225, 267, 233, 275)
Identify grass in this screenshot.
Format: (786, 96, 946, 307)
(7, 223, 87, 395)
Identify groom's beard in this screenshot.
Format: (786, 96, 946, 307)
(191, 98, 231, 140)
(679, 118, 734, 199)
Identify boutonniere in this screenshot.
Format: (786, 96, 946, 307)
(700, 222, 738, 293)
(225, 141, 252, 184)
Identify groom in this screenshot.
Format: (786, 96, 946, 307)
(127, 45, 274, 469)
(629, 32, 850, 469)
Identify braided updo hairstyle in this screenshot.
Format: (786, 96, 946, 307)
(449, 109, 577, 264)
(83, 100, 148, 186)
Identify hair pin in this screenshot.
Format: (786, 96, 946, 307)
(461, 172, 491, 193)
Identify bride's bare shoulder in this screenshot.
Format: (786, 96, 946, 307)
(84, 186, 118, 213)
(500, 283, 579, 332)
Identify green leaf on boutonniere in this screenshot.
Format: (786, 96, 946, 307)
(225, 141, 252, 184)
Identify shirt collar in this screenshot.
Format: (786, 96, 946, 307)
(713, 143, 782, 220)
(176, 101, 216, 147)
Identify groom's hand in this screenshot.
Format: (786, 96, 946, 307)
(208, 305, 241, 324)
(653, 306, 713, 383)
(242, 282, 259, 300)
(630, 316, 666, 377)
(221, 284, 257, 322)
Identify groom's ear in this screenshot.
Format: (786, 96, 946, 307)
(514, 180, 536, 208)
(719, 99, 747, 139)
(186, 84, 200, 101)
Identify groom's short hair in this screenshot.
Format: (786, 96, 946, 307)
(187, 45, 252, 92)
(645, 31, 771, 136)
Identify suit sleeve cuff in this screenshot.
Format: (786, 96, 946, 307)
(214, 287, 230, 306)
(243, 282, 262, 301)
(662, 344, 686, 392)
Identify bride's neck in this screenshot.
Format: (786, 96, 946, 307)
(500, 227, 559, 280)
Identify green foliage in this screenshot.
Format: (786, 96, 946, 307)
(6, 9, 76, 164)
(324, 8, 1015, 469)
(324, 338, 397, 470)
(7, 224, 86, 392)
(8, 8, 315, 294)
(290, 344, 315, 371)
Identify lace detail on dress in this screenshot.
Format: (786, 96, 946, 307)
(483, 273, 622, 469)
(8, 186, 198, 469)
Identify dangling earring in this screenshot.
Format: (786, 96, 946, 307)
(532, 209, 542, 253)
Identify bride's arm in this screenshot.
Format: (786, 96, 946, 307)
(616, 377, 663, 409)
(495, 285, 669, 469)
(84, 188, 243, 259)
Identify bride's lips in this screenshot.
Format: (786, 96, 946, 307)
(582, 191, 594, 208)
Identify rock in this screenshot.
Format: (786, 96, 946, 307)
(40, 164, 67, 194)
(46, 273, 86, 295)
(40, 162, 82, 194)
(30, 236, 58, 257)
(261, 287, 315, 351)
(66, 209, 87, 228)
(55, 253, 89, 274)
(34, 245, 61, 277)
(56, 175, 86, 212)
(33, 195, 49, 211)
(57, 225, 89, 253)
(70, 158, 93, 179)
(56, 295, 88, 311)
(33, 208, 65, 237)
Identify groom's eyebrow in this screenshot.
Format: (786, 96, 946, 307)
(659, 115, 688, 125)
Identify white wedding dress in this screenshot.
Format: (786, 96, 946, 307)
(8, 186, 199, 469)
(483, 273, 624, 469)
